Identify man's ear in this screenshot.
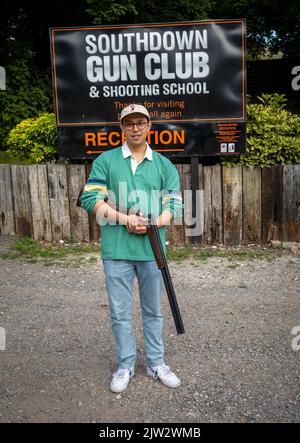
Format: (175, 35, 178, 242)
(148, 120, 152, 130)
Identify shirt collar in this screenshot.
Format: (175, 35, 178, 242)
(122, 141, 153, 161)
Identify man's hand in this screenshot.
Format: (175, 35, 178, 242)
(126, 214, 148, 235)
(156, 210, 173, 228)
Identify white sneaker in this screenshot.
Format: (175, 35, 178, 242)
(147, 363, 181, 388)
(110, 367, 134, 393)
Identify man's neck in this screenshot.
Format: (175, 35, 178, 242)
(127, 142, 147, 157)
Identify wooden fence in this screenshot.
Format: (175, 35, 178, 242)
(0, 163, 299, 245)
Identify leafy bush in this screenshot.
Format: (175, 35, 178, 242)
(223, 93, 300, 166)
(0, 58, 52, 148)
(6, 113, 58, 163)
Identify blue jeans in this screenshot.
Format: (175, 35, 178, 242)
(103, 259, 164, 368)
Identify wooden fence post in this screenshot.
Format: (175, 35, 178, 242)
(29, 165, 52, 242)
(48, 164, 71, 241)
(242, 166, 261, 244)
(85, 164, 100, 243)
(261, 166, 283, 244)
(182, 163, 192, 244)
(282, 165, 300, 241)
(0, 164, 15, 235)
(222, 166, 243, 245)
(67, 164, 90, 242)
(166, 164, 185, 246)
(203, 165, 222, 245)
(189, 157, 203, 244)
(11, 165, 33, 237)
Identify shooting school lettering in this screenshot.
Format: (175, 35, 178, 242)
(50, 20, 246, 159)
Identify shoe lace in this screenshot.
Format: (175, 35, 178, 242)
(113, 368, 131, 379)
(155, 364, 172, 377)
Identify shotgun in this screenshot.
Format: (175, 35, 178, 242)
(145, 213, 185, 335)
(76, 189, 185, 335)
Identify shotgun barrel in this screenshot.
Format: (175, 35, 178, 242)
(146, 214, 185, 335)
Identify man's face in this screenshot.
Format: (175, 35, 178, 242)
(120, 113, 151, 148)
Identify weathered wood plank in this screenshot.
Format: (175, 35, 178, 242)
(166, 163, 185, 246)
(10, 165, 33, 237)
(242, 166, 261, 244)
(28, 165, 52, 241)
(182, 162, 204, 243)
(203, 165, 222, 245)
(85, 164, 100, 243)
(3, 162, 298, 246)
(182, 163, 192, 244)
(282, 165, 300, 241)
(67, 165, 90, 243)
(187, 159, 204, 244)
(0, 164, 16, 235)
(175, 163, 185, 246)
(48, 164, 71, 241)
(196, 162, 204, 245)
(222, 166, 243, 245)
(261, 166, 283, 244)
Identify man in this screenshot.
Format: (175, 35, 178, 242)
(80, 104, 183, 393)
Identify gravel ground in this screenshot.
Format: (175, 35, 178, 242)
(0, 235, 299, 423)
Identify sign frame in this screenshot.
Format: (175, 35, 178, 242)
(50, 19, 247, 158)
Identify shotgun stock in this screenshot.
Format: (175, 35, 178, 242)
(76, 190, 185, 334)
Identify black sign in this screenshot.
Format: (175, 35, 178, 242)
(50, 20, 246, 158)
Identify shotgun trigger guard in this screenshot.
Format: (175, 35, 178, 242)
(132, 209, 149, 227)
(148, 213, 156, 226)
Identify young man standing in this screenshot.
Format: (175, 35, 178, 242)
(80, 104, 183, 393)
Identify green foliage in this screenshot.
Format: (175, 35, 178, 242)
(0, 236, 99, 267)
(85, 0, 300, 57)
(86, 0, 138, 23)
(166, 244, 284, 263)
(211, 0, 300, 58)
(257, 92, 288, 109)
(86, 0, 212, 24)
(6, 113, 58, 163)
(0, 150, 33, 165)
(0, 58, 52, 148)
(222, 94, 300, 167)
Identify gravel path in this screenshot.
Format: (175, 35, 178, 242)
(0, 235, 299, 423)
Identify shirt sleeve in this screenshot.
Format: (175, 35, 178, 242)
(80, 155, 108, 214)
(161, 162, 183, 221)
